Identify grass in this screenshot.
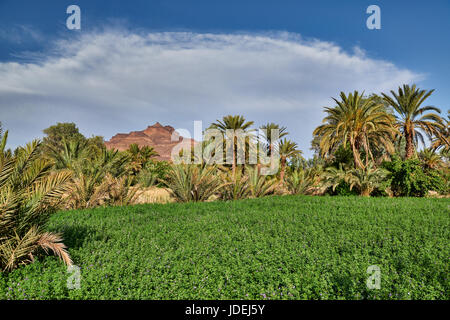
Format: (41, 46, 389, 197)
(0, 195, 448, 300)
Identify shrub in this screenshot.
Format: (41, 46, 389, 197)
(220, 167, 250, 201)
(0, 140, 72, 272)
(246, 166, 278, 198)
(162, 164, 225, 202)
(383, 156, 446, 196)
(285, 169, 315, 195)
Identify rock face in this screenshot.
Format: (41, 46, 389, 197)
(105, 122, 196, 161)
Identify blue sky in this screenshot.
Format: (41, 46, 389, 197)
(0, 0, 449, 157)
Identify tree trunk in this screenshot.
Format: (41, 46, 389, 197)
(405, 127, 415, 159)
(280, 156, 286, 182)
(351, 141, 364, 169)
(232, 146, 236, 178)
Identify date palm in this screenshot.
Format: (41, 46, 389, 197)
(382, 84, 443, 159)
(419, 148, 444, 170)
(345, 165, 388, 197)
(259, 122, 288, 156)
(210, 115, 254, 177)
(285, 168, 314, 195)
(278, 139, 302, 182)
(246, 165, 278, 198)
(162, 164, 226, 202)
(431, 110, 449, 153)
(0, 139, 72, 271)
(322, 164, 387, 196)
(127, 143, 159, 175)
(314, 91, 397, 169)
(46, 138, 87, 170)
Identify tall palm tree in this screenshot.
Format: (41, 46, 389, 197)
(431, 110, 449, 153)
(278, 139, 302, 182)
(382, 84, 443, 159)
(210, 115, 254, 176)
(259, 122, 288, 156)
(314, 91, 397, 169)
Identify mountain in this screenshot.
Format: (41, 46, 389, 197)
(104, 122, 196, 161)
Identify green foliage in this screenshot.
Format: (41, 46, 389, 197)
(140, 160, 171, 186)
(333, 181, 359, 196)
(0, 196, 447, 299)
(285, 168, 314, 195)
(331, 145, 354, 168)
(322, 164, 388, 196)
(246, 166, 277, 198)
(383, 156, 446, 196)
(43, 122, 85, 150)
(382, 84, 443, 158)
(126, 144, 159, 177)
(162, 164, 225, 202)
(220, 167, 251, 200)
(0, 139, 73, 271)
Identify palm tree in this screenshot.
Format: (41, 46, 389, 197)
(278, 139, 302, 182)
(314, 91, 397, 169)
(246, 165, 277, 198)
(322, 164, 387, 196)
(220, 166, 250, 200)
(126, 143, 158, 175)
(419, 148, 444, 170)
(0, 139, 73, 271)
(46, 138, 87, 170)
(345, 165, 388, 197)
(210, 115, 254, 177)
(431, 110, 449, 153)
(285, 168, 314, 195)
(162, 164, 225, 202)
(259, 122, 288, 156)
(382, 84, 443, 159)
(0, 129, 10, 163)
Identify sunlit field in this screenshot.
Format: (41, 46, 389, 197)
(1, 195, 448, 300)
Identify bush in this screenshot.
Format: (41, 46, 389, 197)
(383, 156, 446, 197)
(0, 140, 73, 272)
(142, 160, 172, 186)
(162, 164, 225, 202)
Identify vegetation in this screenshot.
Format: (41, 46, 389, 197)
(381, 84, 443, 159)
(313, 91, 396, 169)
(0, 83, 448, 299)
(0, 196, 447, 299)
(0, 139, 72, 271)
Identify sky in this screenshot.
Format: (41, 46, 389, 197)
(0, 0, 449, 157)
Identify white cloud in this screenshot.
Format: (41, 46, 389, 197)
(0, 30, 422, 156)
(0, 25, 44, 44)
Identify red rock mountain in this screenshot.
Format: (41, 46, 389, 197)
(105, 122, 196, 161)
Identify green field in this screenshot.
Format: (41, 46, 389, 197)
(1, 195, 448, 300)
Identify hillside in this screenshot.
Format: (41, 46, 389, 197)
(104, 122, 196, 161)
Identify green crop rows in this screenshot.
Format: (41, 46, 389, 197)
(1, 195, 448, 300)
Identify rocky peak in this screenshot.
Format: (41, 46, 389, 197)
(105, 123, 196, 161)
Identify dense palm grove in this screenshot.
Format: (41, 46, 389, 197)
(0, 84, 449, 271)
